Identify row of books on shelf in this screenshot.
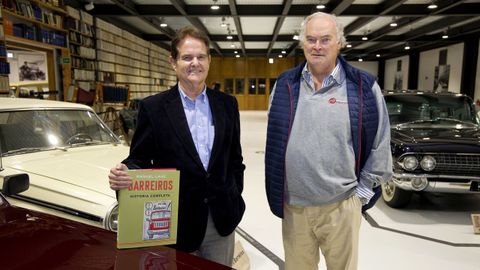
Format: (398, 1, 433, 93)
(72, 57, 96, 70)
(73, 69, 95, 81)
(101, 85, 129, 103)
(65, 18, 94, 36)
(7, 22, 66, 46)
(0, 44, 7, 58)
(0, 76, 9, 91)
(69, 45, 95, 59)
(0, 61, 10, 74)
(14, 0, 63, 28)
(69, 31, 94, 47)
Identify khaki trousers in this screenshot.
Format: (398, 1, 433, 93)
(282, 195, 363, 270)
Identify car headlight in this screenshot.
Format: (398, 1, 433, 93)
(420, 155, 436, 171)
(105, 203, 118, 231)
(402, 155, 418, 171)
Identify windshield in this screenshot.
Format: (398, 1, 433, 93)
(385, 95, 478, 127)
(0, 109, 119, 156)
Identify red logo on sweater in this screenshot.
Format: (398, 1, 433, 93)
(328, 98, 336, 104)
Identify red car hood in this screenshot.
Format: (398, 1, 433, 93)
(0, 202, 233, 270)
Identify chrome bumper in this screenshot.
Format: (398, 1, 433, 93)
(392, 173, 480, 193)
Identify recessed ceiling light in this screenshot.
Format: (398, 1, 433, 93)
(376, 54, 381, 57)
(390, 22, 397, 27)
(442, 34, 448, 39)
(211, 0, 219, 10)
(404, 44, 410, 50)
(316, 4, 325, 9)
(227, 35, 233, 40)
(278, 55, 283, 58)
(268, 58, 274, 64)
(160, 23, 167, 27)
(358, 58, 363, 62)
(346, 44, 352, 48)
(281, 50, 286, 54)
(428, 4, 437, 9)
(362, 36, 368, 41)
(293, 35, 299, 40)
(235, 54, 240, 58)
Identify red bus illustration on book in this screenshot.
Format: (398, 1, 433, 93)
(144, 201, 171, 240)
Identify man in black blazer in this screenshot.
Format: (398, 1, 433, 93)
(108, 26, 245, 267)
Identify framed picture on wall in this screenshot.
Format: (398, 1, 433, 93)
(17, 51, 48, 82)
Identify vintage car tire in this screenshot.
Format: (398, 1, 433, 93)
(381, 180, 412, 208)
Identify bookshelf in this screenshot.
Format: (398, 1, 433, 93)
(65, 5, 95, 104)
(0, 5, 11, 96)
(1, 0, 67, 48)
(95, 17, 176, 102)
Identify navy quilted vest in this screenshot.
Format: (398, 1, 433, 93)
(265, 56, 379, 218)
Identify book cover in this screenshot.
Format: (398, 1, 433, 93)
(117, 169, 180, 249)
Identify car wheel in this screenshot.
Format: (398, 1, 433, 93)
(381, 179, 412, 208)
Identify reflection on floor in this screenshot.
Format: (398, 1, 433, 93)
(236, 111, 480, 270)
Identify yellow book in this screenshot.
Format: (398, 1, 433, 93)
(117, 169, 180, 249)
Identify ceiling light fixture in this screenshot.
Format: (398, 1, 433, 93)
(428, 1, 438, 9)
(278, 55, 283, 58)
(390, 16, 397, 27)
(346, 44, 352, 48)
(316, 0, 326, 9)
(293, 34, 299, 40)
(211, 0, 220, 10)
(159, 18, 168, 28)
(442, 28, 449, 39)
(235, 54, 240, 58)
(376, 54, 381, 57)
(226, 26, 233, 40)
(358, 58, 363, 62)
(85, 2, 94, 11)
(269, 58, 274, 64)
(362, 29, 369, 41)
(404, 43, 410, 50)
(281, 50, 286, 54)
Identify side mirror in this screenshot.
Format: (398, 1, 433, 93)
(2, 173, 29, 196)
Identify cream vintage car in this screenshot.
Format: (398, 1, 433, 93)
(0, 97, 129, 231)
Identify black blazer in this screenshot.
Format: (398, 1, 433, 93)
(122, 85, 246, 252)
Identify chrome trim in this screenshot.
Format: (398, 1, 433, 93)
(393, 172, 480, 180)
(391, 173, 480, 193)
(103, 202, 119, 232)
(7, 194, 103, 222)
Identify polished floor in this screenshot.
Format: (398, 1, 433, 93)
(235, 111, 480, 270)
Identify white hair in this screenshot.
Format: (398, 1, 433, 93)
(298, 12, 346, 48)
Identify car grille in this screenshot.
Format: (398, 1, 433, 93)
(433, 153, 480, 176)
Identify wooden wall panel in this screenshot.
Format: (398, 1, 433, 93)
(207, 56, 296, 110)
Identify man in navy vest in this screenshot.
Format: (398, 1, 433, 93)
(265, 12, 392, 270)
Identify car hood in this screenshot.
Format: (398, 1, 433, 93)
(4, 144, 129, 198)
(392, 127, 480, 145)
(0, 203, 232, 270)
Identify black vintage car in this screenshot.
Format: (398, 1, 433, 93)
(382, 91, 480, 208)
